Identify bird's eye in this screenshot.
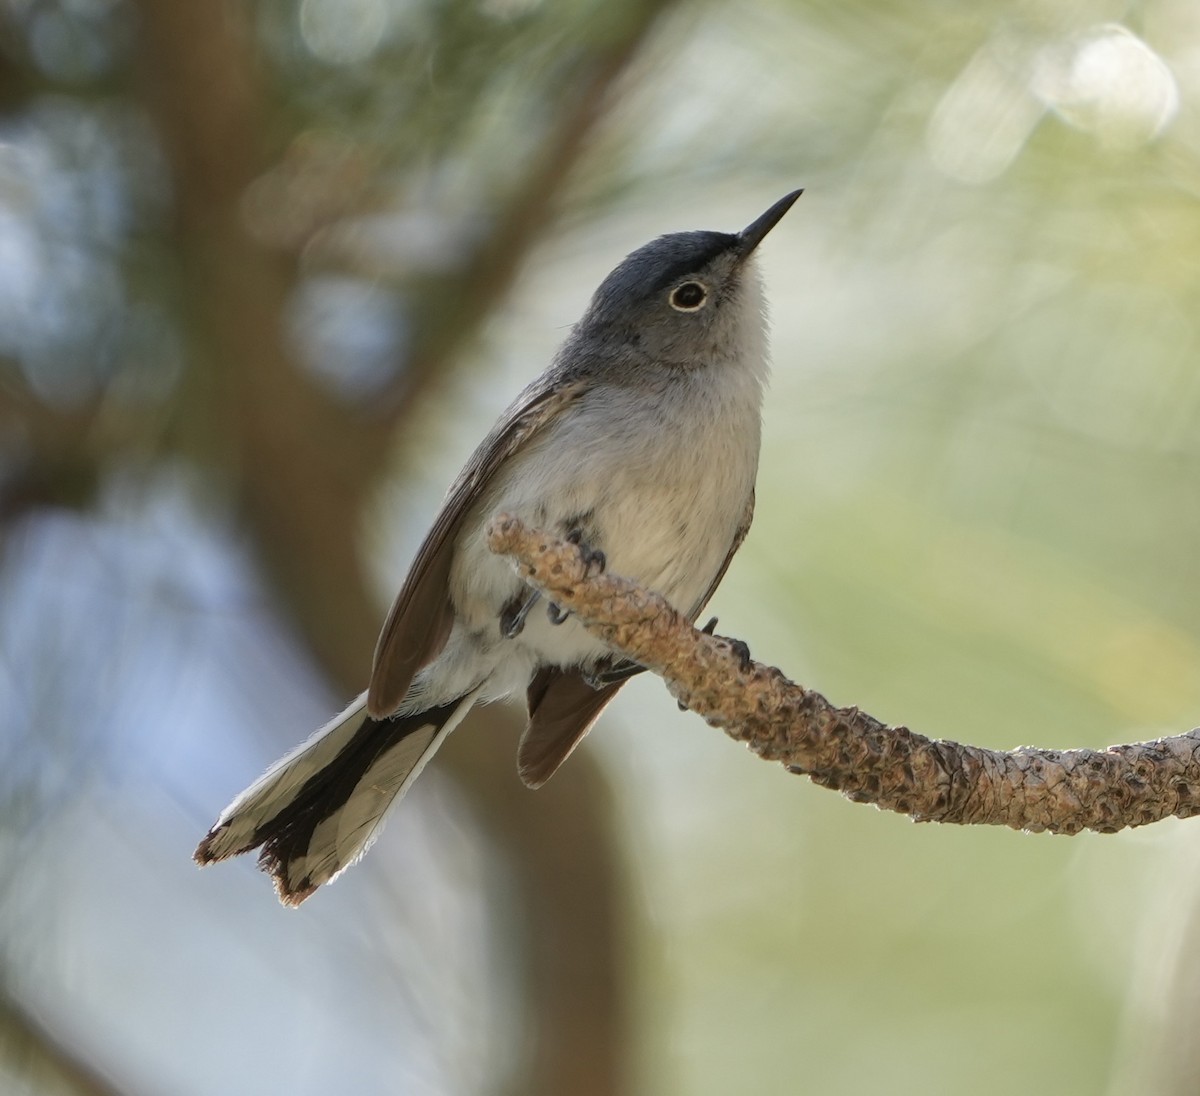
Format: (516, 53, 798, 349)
(669, 281, 708, 312)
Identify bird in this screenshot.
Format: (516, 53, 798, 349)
(196, 190, 801, 905)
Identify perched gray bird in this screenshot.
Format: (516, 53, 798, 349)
(196, 191, 801, 904)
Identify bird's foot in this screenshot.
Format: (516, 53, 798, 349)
(583, 659, 645, 689)
(700, 616, 752, 669)
(566, 528, 606, 577)
(500, 589, 541, 639)
(548, 529, 606, 625)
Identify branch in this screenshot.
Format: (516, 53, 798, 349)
(487, 515, 1200, 835)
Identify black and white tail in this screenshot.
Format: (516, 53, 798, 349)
(195, 690, 479, 906)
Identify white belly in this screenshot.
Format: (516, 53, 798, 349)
(409, 367, 761, 710)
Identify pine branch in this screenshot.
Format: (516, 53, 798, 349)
(487, 515, 1200, 835)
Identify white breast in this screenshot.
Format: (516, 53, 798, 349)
(424, 265, 769, 703)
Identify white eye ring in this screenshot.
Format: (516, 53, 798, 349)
(669, 281, 708, 312)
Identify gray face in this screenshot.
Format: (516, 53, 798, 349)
(578, 230, 758, 369)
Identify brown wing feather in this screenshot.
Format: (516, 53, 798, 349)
(516, 488, 757, 787)
(687, 487, 755, 619)
(519, 668, 625, 789)
(366, 378, 589, 719)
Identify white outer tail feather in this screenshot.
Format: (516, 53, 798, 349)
(196, 689, 480, 902)
(199, 692, 375, 862)
(282, 691, 479, 896)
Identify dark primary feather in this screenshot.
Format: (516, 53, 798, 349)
(367, 377, 589, 718)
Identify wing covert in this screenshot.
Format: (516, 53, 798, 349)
(366, 378, 588, 718)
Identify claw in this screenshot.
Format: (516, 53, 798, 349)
(583, 660, 645, 689)
(547, 602, 570, 626)
(500, 589, 541, 639)
(700, 616, 750, 670)
(566, 528, 606, 577)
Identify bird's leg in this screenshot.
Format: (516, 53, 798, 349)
(500, 588, 541, 639)
(547, 527, 605, 625)
(583, 659, 646, 689)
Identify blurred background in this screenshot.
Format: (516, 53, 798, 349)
(2, 0, 1199, 1093)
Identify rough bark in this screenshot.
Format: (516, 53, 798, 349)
(489, 515, 1200, 835)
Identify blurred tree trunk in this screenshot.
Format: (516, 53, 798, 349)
(0, 993, 130, 1096)
(129, 2, 669, 1092)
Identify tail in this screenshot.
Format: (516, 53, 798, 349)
(195, 689, 478, 906)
